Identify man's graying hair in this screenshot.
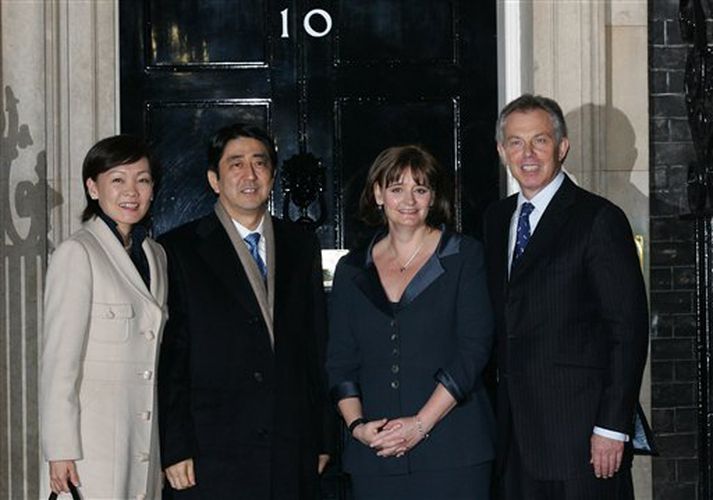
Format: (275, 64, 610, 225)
(495, 94, 568, 145)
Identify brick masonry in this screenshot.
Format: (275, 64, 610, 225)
(650, 1, 702, 498)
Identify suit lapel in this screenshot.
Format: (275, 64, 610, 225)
(493, 196, 517, 289)
(509, 176, 577, 281)
(86, 218, 158, 307)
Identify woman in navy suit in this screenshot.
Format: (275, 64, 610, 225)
(326, 145, 495, 499)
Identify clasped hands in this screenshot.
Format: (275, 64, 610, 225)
(352, 416, 428, 458)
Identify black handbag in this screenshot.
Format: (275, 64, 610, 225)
(48, 481, 81, 500)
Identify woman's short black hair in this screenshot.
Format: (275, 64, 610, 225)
(359, 145, 453, 228)
(81, 134, 157, 222)
(207, 123, 277, 176)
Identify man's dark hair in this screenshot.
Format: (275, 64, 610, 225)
(207, 123, 278, 176)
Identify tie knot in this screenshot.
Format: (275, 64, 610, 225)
(244, 232, 261, 250)
(520, 202, 534, 218)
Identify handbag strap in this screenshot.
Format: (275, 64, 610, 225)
(48, 481, 80, 500)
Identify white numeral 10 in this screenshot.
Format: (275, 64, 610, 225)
(280, 8, 333, 38)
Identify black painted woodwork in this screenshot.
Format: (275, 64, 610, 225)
(120, 0, 498, 247)
(680, 0, 713, 497)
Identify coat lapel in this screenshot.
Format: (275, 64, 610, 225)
(144, 238, 167, 306)
(212, 203, 275, 348)
(195, 212, 264, 323)
(86, 217, 159, 307)
(509, 176, 577, 281)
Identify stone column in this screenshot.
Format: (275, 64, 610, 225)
(500, 0, 652, 497)
(0, 1, 118, 498)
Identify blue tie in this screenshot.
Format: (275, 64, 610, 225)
(244, 232, 267, 280)
(512, 202, 534, 268)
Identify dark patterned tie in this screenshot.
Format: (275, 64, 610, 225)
(512, 202, 535, 268)
(244, 232, 267, 280)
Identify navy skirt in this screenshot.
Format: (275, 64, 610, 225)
(350, 461, 493, 500)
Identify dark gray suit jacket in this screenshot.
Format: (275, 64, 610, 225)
(484, 175, 649, 481)
(327, 229, 495, 477)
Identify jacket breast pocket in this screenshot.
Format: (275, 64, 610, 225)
(90, 302, 134, 343)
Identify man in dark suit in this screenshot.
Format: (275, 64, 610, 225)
(484, 95, 649, 499)
(157, 124, 330, 499)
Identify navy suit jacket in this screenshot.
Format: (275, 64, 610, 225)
(326, 229, 495, 476)
(484, 175, 649, 481)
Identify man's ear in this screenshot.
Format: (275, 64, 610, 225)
(496, 143, 507, 166)
(207, 170, 220, 194)
(558, 137, 571, 163)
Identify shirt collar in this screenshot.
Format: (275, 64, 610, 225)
(516, 170, 565, 214)
(233, 215, 265, 240)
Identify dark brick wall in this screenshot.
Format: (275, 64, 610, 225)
(650, 1, 700, 498)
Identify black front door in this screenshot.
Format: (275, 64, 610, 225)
(120, 0, 498, 246)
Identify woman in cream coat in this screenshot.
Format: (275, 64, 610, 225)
(40, 135, 168, 500)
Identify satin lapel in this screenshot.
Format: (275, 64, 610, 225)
(195, 213, 263, 319)
(353, 263, 393, 319)
(509, 176, 577, 281)
(85, 218, 157, 306)
(400, 230, 459, 306)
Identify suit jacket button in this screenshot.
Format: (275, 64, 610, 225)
(253, 371, 263, 383)
(391, 364, 399, 374)
(390, 380, 399, 389)
(392, 348, 399, 357)
(390, 320, 396, 328)
(390, 334, 398, 341)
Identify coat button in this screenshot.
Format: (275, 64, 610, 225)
(139, 370, 153, 380)
(390, 333, 398, 341)
(143, 330, 155, 341)
(137, 411, 151, 421)
(391, 364, 399, 374)
(253, 372, 263, 383)
(390, 380, 399, 389)
(390, 320, 396, 328)
(392, 348, 399, 357)
(138, 452, 149, 463)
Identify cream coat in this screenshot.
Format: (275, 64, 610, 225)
(40, 217, 168, 500)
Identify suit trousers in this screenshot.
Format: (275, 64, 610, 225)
(499, 424, 634, 500)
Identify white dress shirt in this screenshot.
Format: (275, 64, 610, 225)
(507, 170, 628, 443)
(233, 215, 267, 267)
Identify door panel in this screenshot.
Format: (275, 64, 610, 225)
(146, 101, 271, 235)
(121, 0, 497, 246)
(335, 98, 458, 248)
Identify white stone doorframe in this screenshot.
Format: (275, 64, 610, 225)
(496, 1, 652, 498)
